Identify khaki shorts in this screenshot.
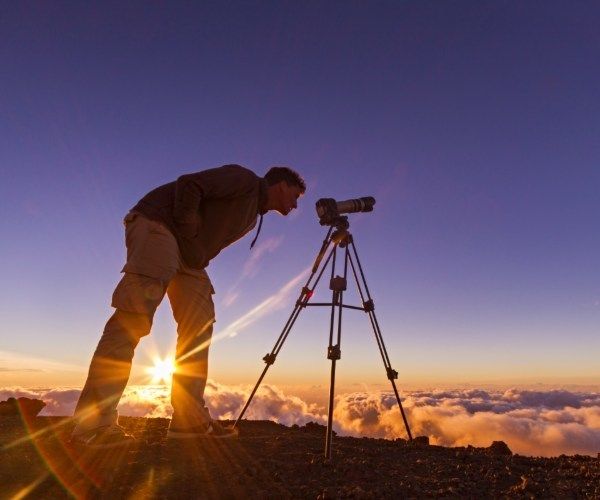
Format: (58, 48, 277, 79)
(111, 212, 215, 316)
(121, 212, 212, 285)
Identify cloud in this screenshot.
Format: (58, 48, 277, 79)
(0, 368, 44, 372)
(177, 267, 311, 364)
(0, 350, 85, 372)
(2, 385, 599, 457)
(38, 389, 82, 415)
(0, 381, 326, 428)
(204, 380, 326, 426)
(242, 236, 284, 279)
(0, 388, 82, 416)
(221, 236, 284, 307)
(222, 291, 239, 308)
(0, 388, 47, 401)
(333, 388, 600, 457)
(216, 266, 310, 339)
(117, 386, 173, 418)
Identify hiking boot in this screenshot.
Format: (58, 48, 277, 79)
(167, 420, 238, 440)
(70, 424, 136, 449)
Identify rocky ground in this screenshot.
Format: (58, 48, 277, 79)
(1, 413, 599, 498)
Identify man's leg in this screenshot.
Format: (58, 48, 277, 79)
(72, 279, 162, 434)
(73, 213, 179, 437)
(167, 268, 215, 430)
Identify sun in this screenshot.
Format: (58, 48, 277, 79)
(147, 357, 176, 384)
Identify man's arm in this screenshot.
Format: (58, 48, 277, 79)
(173, 164, 258, 225)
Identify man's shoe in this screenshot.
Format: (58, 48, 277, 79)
(70, 424, 136, 449)
(167, 420, 238, 440)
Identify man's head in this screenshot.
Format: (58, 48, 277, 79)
(264, 166, 306, 216)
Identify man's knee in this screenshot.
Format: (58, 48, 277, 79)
(106, 309, 153, 341)
(95, 309, 153, 361)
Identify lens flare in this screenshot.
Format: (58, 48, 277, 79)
(147, 357, 175, 384)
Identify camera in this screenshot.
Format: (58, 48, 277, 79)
(315, 197, 376, 225)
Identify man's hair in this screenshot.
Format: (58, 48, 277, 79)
(264, 166, 306, 193)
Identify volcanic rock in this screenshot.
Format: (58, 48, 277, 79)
(1, 416, 598, 498)
(412, 435, 430, 445)
(0, 397, 46, 418)
(488, 440, 512, 456)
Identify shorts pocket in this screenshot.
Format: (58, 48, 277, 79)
(111, 273, 166, 315)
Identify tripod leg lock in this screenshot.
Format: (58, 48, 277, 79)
(263, 353, 277, 365)
(386, 367, 398, 380)
(327, 345, 341, 360)
(330, 276, 347, 292)
(363, 299, 374, 312)
(296, 287, 313, 307)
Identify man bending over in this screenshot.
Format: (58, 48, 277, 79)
(72, 164, 305, 448)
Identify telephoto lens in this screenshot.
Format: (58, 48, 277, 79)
(335, 197, 375, 215)
(315, 196, 376, 225)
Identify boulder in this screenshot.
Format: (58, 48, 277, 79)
(488, 440, 512, 456)
(412, 435, 430, 445)
(0, 397, 46, 418)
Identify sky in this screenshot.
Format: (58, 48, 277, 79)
(1, 0, 599, 420)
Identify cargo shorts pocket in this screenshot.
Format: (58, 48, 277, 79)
(111, 273, 166, 316)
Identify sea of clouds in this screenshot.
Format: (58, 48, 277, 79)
(2, 384, 599, 457)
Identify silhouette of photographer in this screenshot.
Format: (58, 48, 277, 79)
(71, 165, 305, 448)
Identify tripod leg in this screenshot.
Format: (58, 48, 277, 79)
(347, 238, 413, 441)
(234, 361, 272, 427)
(234, 234, 337, 428)
(324, 243, 349, 458)
(325, 245, 338, 459)
(313, 227, 334, 273)
(325, 359, 337, 459)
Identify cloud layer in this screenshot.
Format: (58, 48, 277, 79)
(2, 385, 599, 457)
(334, 388, 600, 457)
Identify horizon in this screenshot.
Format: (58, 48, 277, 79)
(4, 381, 600, 457)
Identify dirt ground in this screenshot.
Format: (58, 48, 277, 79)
(1, 415, 599, 498)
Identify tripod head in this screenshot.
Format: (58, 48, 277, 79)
(311, 216, 352, 273)
(328, 215, 349, 232)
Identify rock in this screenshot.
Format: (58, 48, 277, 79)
(3, 414, 600, 498)
(0, 397, 46, 418)
(412, 435, 429, 446)
(302, 421, 327, 434)
(488, 441, 512, 456)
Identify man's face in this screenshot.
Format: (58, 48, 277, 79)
(273, 181, 303, 216)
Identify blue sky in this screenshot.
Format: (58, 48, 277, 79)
(1, 1, 599, 390)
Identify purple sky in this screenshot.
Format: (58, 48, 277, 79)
(1, 1, 599, 389)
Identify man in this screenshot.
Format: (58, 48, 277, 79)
(72, 164, 305, 448)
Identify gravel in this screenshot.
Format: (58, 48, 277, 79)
(1, 415, 598, 498)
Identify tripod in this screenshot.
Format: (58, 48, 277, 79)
(234, 215, 412, 459)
